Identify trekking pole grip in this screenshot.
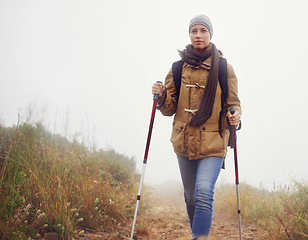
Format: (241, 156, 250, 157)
(229, 108, 236, 130)
(230, 108, 236, 115)
(230, 108, 242, 130)
(153, 81, 162, 101)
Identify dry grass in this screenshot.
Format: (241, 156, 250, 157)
(2, 119, 307, 240)
(215, 181, 308, 239)
(0, 122, 139, 239)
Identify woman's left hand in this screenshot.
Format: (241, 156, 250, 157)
(227, 110, 241, 126)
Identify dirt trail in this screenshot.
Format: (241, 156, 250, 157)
(79, 183, 267, 239)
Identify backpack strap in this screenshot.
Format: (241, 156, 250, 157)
(172, 60, 184, 99)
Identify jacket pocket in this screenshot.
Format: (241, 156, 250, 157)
(199, 124, 224, 155)
(170, 121, 187, 154)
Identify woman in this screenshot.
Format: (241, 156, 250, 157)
(152, 14, 241, 240)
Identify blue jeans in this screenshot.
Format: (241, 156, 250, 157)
(177, 155, 224, 239)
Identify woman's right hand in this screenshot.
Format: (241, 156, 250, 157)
(152, 82, 165, 98)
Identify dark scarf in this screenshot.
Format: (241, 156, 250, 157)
(178, 43, 220, 127)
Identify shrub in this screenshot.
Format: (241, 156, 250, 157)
(0, 122, 138, 239)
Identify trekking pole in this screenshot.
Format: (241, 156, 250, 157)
(230, 108, 242, 240)
(130, 82, 161, 240)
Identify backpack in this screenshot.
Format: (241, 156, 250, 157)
(171, 58, 235, 150)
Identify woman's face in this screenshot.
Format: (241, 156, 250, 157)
(189, 24, 211, 52)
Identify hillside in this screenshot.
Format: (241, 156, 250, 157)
(1, 122, 307, 240)
(0, 122, 139, 239)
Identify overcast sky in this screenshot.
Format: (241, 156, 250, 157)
(1, 0, 307, 190)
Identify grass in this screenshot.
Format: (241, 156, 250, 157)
(215, 181, 308, 239)
(0, 120, 140, 239)
(2, 118, 307, 240)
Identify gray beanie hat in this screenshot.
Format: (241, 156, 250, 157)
(189, 14, 213, 39)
